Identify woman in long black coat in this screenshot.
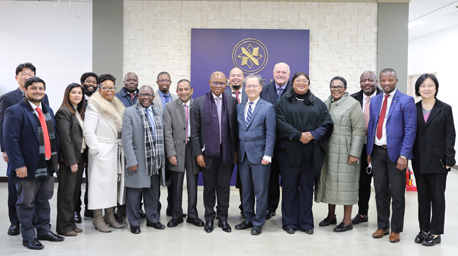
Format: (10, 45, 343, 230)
(412, 74, 455, 246)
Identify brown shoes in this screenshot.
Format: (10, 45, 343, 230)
(372, 229, 390, 238)
(389, 232, 400, 243)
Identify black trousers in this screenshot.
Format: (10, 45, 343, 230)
(372, 146, 406, 233)
(56, 156, 84, 234)
(357, 144, 373, 215)
(126, 175, 160, 227)
(413, 163, 447, 235)
(170, 142, 199, 220)
(267, 148, 281, 212)
(202, 156, 233, 222)
(8, 163, 20, 224)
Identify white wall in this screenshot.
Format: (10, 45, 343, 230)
(0, 2, 92, 175)
(408, 25, 458, 156)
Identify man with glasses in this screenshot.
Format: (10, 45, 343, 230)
(122, 85, 166, 234)
(234, 75, 276, 235)
(192, 71, 238, 233)
(153, 71, 178, 216)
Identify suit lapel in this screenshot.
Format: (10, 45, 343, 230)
(73, 114, 82, 130)
(386, 91, 400, 122)
(22, 102, 40, 141)
(14, 88, 23, 103)
(416, 103, 426, 128)
(246, 100, 262, 129)
(424, 102, 441, 128)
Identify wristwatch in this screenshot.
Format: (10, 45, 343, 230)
(400, 155, 407, 160)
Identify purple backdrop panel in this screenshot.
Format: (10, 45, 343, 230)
(191, 28, 310, 185)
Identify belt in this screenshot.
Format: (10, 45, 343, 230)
(376, 145, 387, 149)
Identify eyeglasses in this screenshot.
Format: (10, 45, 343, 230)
(211, 82, 226, 87)
(245, 85, 259, 89)
(330, 86, 344, 91)
(139, 93, 153, 98)
(419, 84, 435, 89)
(158, 79, 171, 83)
(100, 87, 116, 92)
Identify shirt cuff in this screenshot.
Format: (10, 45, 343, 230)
(263, 156, 272, 163)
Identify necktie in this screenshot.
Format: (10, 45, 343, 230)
(130, 93, 135, 103)
(164, 94, 170, 103)
(376, 95, 390, 140)
(145, 108, 156, 140)
(246, 102, 253, 128)
(36, 108, 51, 159)
(215, 97, 222, 143)
(364, 97, 370, 135)
(277, 87, 283, 98)
(184, 103, 189, 144)
(234, 91, 240, 104)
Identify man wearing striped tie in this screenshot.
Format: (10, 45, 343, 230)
(235, 75, 276, 235)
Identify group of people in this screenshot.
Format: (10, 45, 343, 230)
(0, 62, 454, 250)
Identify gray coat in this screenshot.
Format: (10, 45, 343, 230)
(316, 92, 365, 205)
(122, 104, 163, 188)
(164, 98, 198, 173)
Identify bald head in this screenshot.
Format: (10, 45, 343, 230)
(229, 67, 244, 91)
(209, 71, 227, 96)
(360, 70, 378, 96)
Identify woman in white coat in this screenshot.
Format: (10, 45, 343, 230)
(83, 74, 126, 232)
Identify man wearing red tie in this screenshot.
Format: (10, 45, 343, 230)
(366, 68, 417, 243)
(4, 77, 64, 250)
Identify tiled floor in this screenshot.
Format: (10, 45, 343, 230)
(1, 170, 458, 256)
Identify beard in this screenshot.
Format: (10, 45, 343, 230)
(231, 85, 241, 90)
(83, 85, 95, 96)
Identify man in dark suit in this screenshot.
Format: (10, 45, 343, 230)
(224, 67, 246, 215)
(234, 75, 276, 235)
(367, 68, 416, 243)
(116, 72, 139, 107)
(0, 62, 49, 236)
(259, 62, 291, 219)
(192, 71, 238, 233)
(164, 79, 204, 228)
(350, 71, 382, 225)
(4, 77, 64, 250)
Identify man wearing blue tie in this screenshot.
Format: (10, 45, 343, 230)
(235, 75, 276, 235)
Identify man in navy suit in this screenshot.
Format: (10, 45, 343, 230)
(234, 75, 276, 235)
(259, 62, 291, 219)
(0, 63, 49, 236)
(367, 68, 416, 243)
(115, 72, 139, 107)
(4, 77, 64, 250)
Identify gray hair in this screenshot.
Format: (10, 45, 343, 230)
(244, 74, 263, 86)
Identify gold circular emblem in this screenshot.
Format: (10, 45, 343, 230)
(232, 38, 268, 75)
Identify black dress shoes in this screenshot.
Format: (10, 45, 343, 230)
(23, 238, 44, 250)
(37, 231, 65, 242)
(235, 220, 253, 230)
(187, 217, 204, 227)
(266, 210, 276, 220)
(146, 222, 165, 229)
(8, 222, 20, 236)
(204, 221, 214, 233)
(74, 211, 82, 223)
(415, 231, 428, 243)
(167, 218, 184, 227)
(139, 209, 146, 219)
(333, 222, 353, 232)
(351, 213, 368, 224)
(130, 226, 141, 234)
(303, 229, 314, 234)
(422, 234, 441, 246)
(284, 228, 296, 234)
(251, 226, 262, 235)
(218, 220, 232, 233)
(319, 215, 337, 227)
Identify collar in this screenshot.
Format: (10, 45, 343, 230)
(384, 88, 397, 98)
(29, 100, 42, 111)
(275, 83, 287, 90)
(246, 97, 260, 105)
(122, 87, 138, 96)
(158, 90, 170, 98)
(212, 93, 222, 100)
(231, 87, 243, 94)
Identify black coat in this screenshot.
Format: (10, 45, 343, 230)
(412, 99, 456, 174)
(350, 87, 383, 107)
(55, 107, 86, 166)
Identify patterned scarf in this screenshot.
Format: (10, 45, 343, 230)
(23, 98, 59, 182)
(135, 103, 165, 176)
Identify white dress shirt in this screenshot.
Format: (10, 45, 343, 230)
(374, 89, 397, 146)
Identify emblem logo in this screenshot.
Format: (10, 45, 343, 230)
(232, 38, 268, 75)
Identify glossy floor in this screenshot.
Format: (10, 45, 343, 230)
(1, 170, 458, 256)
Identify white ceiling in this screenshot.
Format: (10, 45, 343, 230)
(409, 0, 458, 40)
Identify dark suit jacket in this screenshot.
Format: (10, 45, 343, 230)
(350, 87, 383, 107)
(366, 89, 417, 162)
(55, 107, 85, 166)
(0, 87, 49, 151)
(224, 86, 248, 104)
(260, 80, 291, 106)
(412, 99, 456, 174)
(191, 93, 238, 169)
(115, 87, 138, 107)
(237, 98, 276, 164)
(4, 100, 57, 179)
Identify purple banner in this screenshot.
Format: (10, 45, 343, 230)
(190, 28, 310, 185)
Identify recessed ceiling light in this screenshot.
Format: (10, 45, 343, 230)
(408, 20, 427, 29)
